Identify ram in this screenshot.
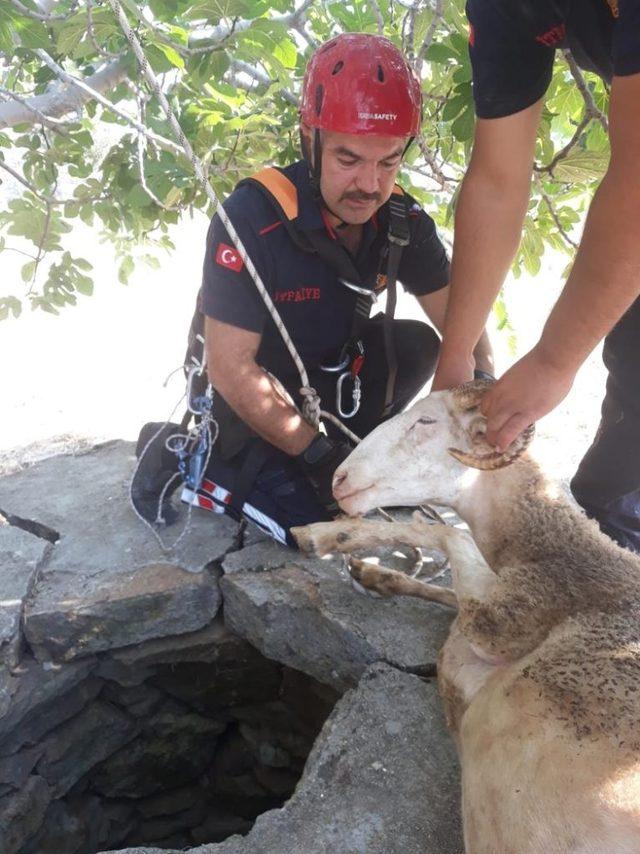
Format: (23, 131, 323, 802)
(293, 380, 640, 854)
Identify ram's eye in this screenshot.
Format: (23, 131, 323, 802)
(411, 417, 436, 430)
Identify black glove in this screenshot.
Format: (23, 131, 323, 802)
(295, 433, 353, 517)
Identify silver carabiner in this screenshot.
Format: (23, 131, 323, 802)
(338, 278, 378, 301)
(319, 354, 350, 373)
(337, 371, 361, 419)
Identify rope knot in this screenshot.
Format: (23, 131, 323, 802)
(299, 385, 321, 428)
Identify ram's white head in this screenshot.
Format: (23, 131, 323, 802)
(333, 380, 534, 516)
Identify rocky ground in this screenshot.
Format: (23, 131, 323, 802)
(0, 441, 462, 854)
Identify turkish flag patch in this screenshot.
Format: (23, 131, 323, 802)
(215, 243, 244, 272)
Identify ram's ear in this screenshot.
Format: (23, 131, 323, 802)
(448, 422, 535, 470)
(468, 415, 488, 447)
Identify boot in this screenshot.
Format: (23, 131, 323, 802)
(131, 421, 184, 526)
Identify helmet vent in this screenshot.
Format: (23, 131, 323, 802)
(377, 64, 385, 82)
(315, 84, 324, 116)
(331, 60, 344, 75)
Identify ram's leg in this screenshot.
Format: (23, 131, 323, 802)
(292, 512, 439, 556)
(439, 532, 558, 661)
(348, 557, 457, 608)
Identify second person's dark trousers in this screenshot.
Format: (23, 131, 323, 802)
(571, 296, 640, 553)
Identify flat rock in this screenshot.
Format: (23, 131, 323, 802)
(36, 699, 137, 797)
(221, 541, 454, 691)
(101, 616, 251, 669)
(0, 654, 95, 750)
(0, 442, 238, 661)
(0, 519, 50, 668)
(0, 745, 43, 793)
(0, 774, 51, 854)
(101, 663, 463, 854)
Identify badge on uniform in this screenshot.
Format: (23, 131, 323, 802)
(215, 243, 244, 272)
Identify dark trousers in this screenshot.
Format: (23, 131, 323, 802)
(184, 316, 440, 546)
(571, 296, 640, 552)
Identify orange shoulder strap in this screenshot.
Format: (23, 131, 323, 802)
(249, 167, 299, 220)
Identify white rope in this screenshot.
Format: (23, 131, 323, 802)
(105, 0, 324, 428)
(128, 391, 219, 554)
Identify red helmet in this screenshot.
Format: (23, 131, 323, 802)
(300, 33, 422, 138)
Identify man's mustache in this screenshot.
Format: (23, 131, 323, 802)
(340, 191, 380, 203)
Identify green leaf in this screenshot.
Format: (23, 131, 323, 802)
(186, 0, 251, 20)
(118, 256, 134, 284)
(248, 20, 297, 69)
(164, 185, 183, 206)
(55, 13, 89, 56)
(144, 43, 179, 73)
(0, 296, 22, 321)
(442, 93, 467, 122)
(519, 222, 544, 276)
(78, 205, 95, 226)
(451, 107, 475, 142)
(1, 2, 52, 49)
(75, 274, 93, 295)
(0, 19, 13, 53)
(21, 260, 36, 282)
(142, 253, 161, 269)
(553, 150, 610, 183)
(127, 184, 154, 208)
(152, 41, 186, 70)
(425, 42, 457, 63)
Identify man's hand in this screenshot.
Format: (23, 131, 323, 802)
(296, 433, 354, 516)
(480, 347, 576, 451)
(431, 353, 475, 392)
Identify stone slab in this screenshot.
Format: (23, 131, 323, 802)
(0, 520, 50, 668)
(0, 744, 43, 792)
(0, 774, 51, 854)
(101, 617, 250, 669)
(36, 699, 138, 796)
(100, 663, 463, 854)
(0, 654, 96, 750)
(221, 540, 454, 691)
(0, 442, 237, 661)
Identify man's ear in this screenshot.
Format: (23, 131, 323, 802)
(300, 122, 313, 163)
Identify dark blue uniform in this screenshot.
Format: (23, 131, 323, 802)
(185, 160, 450, 544)
(467, 0, 640, 118)
(467, 0, 640, 551)
(200, 160, 449, 375)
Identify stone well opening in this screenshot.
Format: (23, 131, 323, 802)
(7, 624, 340, 854)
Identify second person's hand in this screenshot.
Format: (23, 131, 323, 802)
(480, 347, 576, 451)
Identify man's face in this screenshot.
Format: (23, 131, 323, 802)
(312, 128, 407, 225)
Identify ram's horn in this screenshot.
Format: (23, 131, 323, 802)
(448, 423, 535, 471)
(451, 378, 495, 411)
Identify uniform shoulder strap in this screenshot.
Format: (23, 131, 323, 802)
(241, 167, 299, 221)
(238, 166, 313, 253)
